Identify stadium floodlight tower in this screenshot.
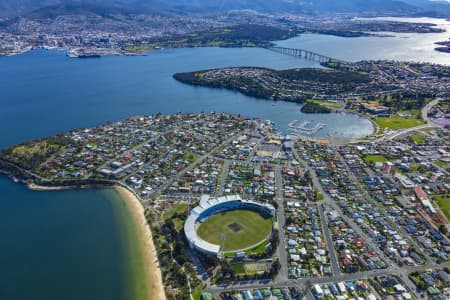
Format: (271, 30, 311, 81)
(219, 232, 226, 259)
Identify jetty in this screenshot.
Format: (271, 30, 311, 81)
(288, 120, 326, 135)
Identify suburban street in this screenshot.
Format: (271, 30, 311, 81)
(373, 98, 441, 143)
(206, 140, 449, 299)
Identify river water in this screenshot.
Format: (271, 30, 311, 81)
(0, 17, 448, 300)
(0, 46, 374, 150)
(0, 176, 129, 300)
(276, 17, 450, 64)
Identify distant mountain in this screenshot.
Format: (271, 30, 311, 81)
(1, 0, 448, 18)
(0, 0, 294, 17)
(0, 1, 162, 17)
(293, 0, 416, 13)
(403, 0, 449, 6)
(138, 0, 417, 14)
(0, 1, 57, 18)
(402, 0, 450, 14)
(22, 2, 139, 19)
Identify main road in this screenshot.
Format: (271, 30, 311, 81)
(422, 98, 440, 124)
(206, 143, 448, 299)
(208, 261, 450, 296)
(334, 151, 434, 265)
(275, 165, 289, 282)
(373, 98, 440, 143)
(317, 203, 340, 276)
(292, 151, 395, 270)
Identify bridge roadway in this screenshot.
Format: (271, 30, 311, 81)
(266, 46, 348, 64)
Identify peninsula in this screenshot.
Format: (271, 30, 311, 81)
(435, 39, 450, 53)
(173, 60, 450, 107)
(173, 67, 371, 104)
(0, 108, 449, 299)
(300, 101, 332, 113)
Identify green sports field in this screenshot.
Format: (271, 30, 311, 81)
(374, 115, 424, 130)
(197, 209, 273, 252)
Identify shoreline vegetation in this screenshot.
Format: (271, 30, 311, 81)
(114, 185, 166, 300)
(435, 40, 450, 53)
(300, 102, 332, 113)
(1, 16, 446, 58)
(23, 181, 166, 300)
(173, 63, 444, 118)
(64, 24, 299, 58)
(173, 66, 371, 105)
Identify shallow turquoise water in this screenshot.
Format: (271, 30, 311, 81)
(0, 176, 128, 300)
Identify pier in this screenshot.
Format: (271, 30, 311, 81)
(288, 120, 326, 135)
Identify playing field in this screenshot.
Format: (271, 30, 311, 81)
(197, 209, 273, 252)
(374, 115, 424, 130)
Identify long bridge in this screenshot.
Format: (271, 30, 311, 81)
(266, 46, 348, 64)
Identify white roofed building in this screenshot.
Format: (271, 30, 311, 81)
(184, 194, 275, 256)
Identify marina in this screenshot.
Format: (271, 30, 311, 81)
(0, 47, 374, 149)
(288, 120, 326, 136)
(0, 11, 449, 300)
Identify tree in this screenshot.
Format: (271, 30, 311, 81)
(220, 260, 233, 278)
(270, 259, 281, 277)
(316, 192, 324, 201)
(439, 224, 448, 235)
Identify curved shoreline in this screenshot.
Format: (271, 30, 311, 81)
(24, 180, 166, 300)
(350, 110, 379, 136)
(27, 182, 100, 191)
(114, 186, 166, 300)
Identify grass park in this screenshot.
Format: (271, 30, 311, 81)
(410, 133, 426, 144)
(374, 115, 424, 130)
(231, 262, 270, 276)
(434, 195, 450, 220)
(197, 209, 273, 252)
(373, 108, 425, 130)
(306, 99, 342, 108)
(363, 155, 388, 165)
(435, 160, 449, 168)
(162, 202, 189, 231)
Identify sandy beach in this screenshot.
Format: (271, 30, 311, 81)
(115, 186, 166, 300)
(25, 181, 166, 299)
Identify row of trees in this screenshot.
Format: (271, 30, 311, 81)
(0, 134, 73, 170)
(149, 208, 202, 300)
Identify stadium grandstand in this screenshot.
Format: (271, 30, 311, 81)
(184, 195, 275, 256)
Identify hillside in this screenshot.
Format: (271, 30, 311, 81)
(2, 0, 450, 18)
(173, 67, 372, 104)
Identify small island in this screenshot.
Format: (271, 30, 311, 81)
(435, 39, 450, 53)
(300, 102, 332, 113)
(436, 47, 450, 53)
